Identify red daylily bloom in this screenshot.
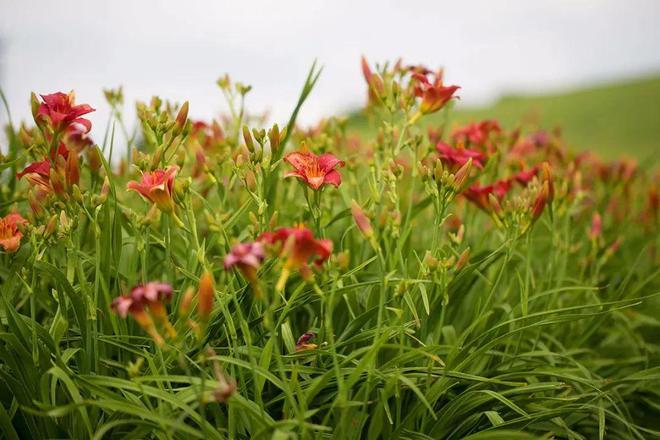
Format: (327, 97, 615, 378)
(0, 213, 27, 253)
(111, 281, 175, 345)
(436, 142, 487, 170)
(17, 143, 72, 194)
(259, 225, 332, 289)
(295, 332, 318, 352)
(64, 124, 94, 152)
(463, 179, 512, 212)
(513, 166, 539, 186)
(127, 166, 178, 212)
(224, 242, 265, 276)
(452, 120, 501, 150)
(284, 151, 345, 190)
(412, 72, 460, 115)
(36, 92, 95, 134)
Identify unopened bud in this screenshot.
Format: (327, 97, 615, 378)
(198, 271, 214, 320)
(175, 101, 189, 133)
(351, 200, 373, 238)
(30, 92, 41, 124)
(50, 168, 67, 196)
(268, 124, 280, 153)
(452, 158, 472, 191)
(434, 159, 444, 182)
(532, 181, 550, 221)
(45, 214, 58, 237)
(72, 184, 84, 203)
(179, 287, 195, 317)
(67, 153, 80, 187)
(456, 247, 470, 270)
(243, 125, 254, 152)
(589, 212, 602, 242)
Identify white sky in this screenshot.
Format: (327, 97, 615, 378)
(1, 0, 659, 139)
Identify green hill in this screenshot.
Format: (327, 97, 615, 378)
(347, 75, 660, 161)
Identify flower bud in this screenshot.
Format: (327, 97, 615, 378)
(30, 92, 41, 125)
(66, 152, 80, 187)
(72, 184, 84, 203)
(351, 200, 373, 238)
(452, 158, 472, 191)
(242, 125, 254, 153)
(45, 214, 58, 237)
(198, 271, 214, 320)
(50, 167, 67, 196)
(268, 124, 280, 154)
(174, 101, 189, 134)
(532, 181, 550, 221)
(589, 212, 602, 242)
(179, 287, 195, 317)
(456, 247, 470, 270)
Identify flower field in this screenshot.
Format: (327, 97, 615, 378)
(0, 58, 659, 439)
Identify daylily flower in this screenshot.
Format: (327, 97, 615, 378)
(284, 151, 344, 190)
(412, 72, 460, 115)
(452, 120, 501, 150)
(259, 225, 332, 290)
(295, 332, 318, 352)
(436, 142, 486, 170)
(36, 92, 95, 134)
(111, 281, 175, 346)
(0, 213, 27, 253)
(463, 179, 512, 212)
(513, 166, 539, 186)
(127, 166, 178, 213)
(224, 242, 265, 282)
(16, 143, 79, 195)
(63, 124, 94, 152)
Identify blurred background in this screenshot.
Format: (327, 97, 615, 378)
(1, 0, 659, 158)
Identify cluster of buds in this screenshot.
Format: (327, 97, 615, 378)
(111, 282, 175, 347)
(240, 123, 286, 170)
(420, 156, 474, 203)
(135, 98, 190, 168)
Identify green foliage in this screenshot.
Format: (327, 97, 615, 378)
(0, 62, 659, 439)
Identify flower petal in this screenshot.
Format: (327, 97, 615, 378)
(323, 169, 342, 188)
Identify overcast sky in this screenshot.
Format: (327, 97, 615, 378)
(1, 0, 659, 137)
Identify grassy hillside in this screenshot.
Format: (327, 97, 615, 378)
(348, 75, 660, 161)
